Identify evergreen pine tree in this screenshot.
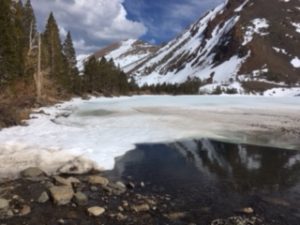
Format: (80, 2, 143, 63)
(83, 56, 99, 92)
(63, 32, 77, 70)
(63, 31, 79, 93)
(0, 0, 22, 86)
(43, 12, 70, 93)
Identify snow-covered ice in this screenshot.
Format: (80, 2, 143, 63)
(0, 96, 300, 178)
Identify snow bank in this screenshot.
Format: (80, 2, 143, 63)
(264, 87, 300, 97)
(0, 96, 300, 178)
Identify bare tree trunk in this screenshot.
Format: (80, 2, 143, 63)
(28, 21, 34, 56)
(29, 21, 33, 50)
(36, 33, 43, 102)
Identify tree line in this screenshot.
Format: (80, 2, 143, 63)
(0, 0, 133, 103)
(0, 0, 212, 104)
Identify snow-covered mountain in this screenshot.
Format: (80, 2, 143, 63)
(93, 39, 159, 73)
(93, 0, 300, 94)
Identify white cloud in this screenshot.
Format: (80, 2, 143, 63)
(73, 39, 99, 53)
(31, 0, 147, 54)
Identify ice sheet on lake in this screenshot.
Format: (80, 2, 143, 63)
(0, 96, 300, 177)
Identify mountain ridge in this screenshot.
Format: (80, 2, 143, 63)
(91, 0, 300, 95)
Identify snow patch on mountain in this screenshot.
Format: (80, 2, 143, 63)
(291, 22, 300, 33)
(291, 57, 300, 68)
(133, 1, 244, 86)
(243, 18, 270, 45)
(103, 39, 156, 73)
(77, 54, 90, 72)
(235, 0, 250, 12)
(273, 47, 288, 55)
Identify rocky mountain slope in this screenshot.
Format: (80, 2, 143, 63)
(93, 0, 300, 95)
(93, 39, 159, 73)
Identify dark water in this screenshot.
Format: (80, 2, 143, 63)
(108, 139, 300, 224)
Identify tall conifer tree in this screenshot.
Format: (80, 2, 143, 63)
(43, 12, 69, 92)
(63, 31, 79, 92)
(0, 0, 22, 85)
(63, 32, 77, 70)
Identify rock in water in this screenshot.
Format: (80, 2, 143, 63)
(87, 176, 109, 186)
(20, 167, 44, 177)
(49, 186, 74, 205)
(87, 206, 105, 217)
(0, 198, 9, 210)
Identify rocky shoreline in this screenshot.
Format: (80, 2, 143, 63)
(0, 167, 269, 225)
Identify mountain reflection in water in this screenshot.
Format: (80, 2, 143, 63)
(108, 139, 300, 224)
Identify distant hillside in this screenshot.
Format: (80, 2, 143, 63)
(93, 39, 159, 73)
(93, 0, 300, 95)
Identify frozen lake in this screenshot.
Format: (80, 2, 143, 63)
(0, 95, 300, 177)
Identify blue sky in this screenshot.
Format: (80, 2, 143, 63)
(31, 0, 223, 55)
(124, 0, 223, 44)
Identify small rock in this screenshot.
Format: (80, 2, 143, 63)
(165, 212, 187, 221)
(20, 167, 44, 178)
(49, 186, 74, 205)
(87, 206, 105, 217)
(54, 176, 80, 186)
(118, 206, 124, 212)
(88, 176, 109, 186)
(140, 182, 145, 187)
(122, 201, 129, 207)
(127, 182, 135, 189)
(132, 204, 150, 213)
(0, 198, 9, 210)
(74, 192, 88, 206)
(38, 191, 49, 203)
(104, 182, 126, 195)
(90, 186, 98, 192)
(12, 195, 19, 200)
(6, 210, 14, 217)
(116, 213, 127, 220)
(239, 207, 254, 214)
(19, 205, 31, 216)
(211, 216, 261, 225)
(44, 181, 55, 189)
(109, 213, 127, 221)
(145, 199, 156, 206)
(200, 207, 211, 213)
(58, 219, 65, 224)
(116, 181, 126, 189)
(13, 209, 19, 214)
